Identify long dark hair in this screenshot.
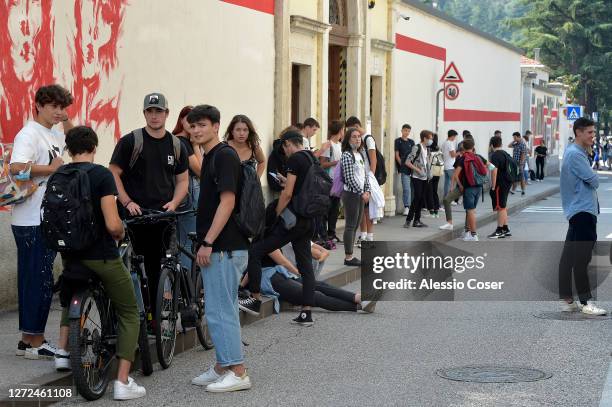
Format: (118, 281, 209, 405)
(224, 114, 261, 151)
(172, 105, 193, 135)
(341, 127, 364, 153)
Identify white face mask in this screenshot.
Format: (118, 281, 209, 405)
(426, 139, 433, 147)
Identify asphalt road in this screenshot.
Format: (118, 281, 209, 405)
(57, 173, 612, 407)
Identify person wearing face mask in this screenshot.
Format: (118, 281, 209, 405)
(404, 130, 433, 228)
(340, 127, 370, 266)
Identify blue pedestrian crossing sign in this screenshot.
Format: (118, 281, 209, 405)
(566, 105, 582, 121)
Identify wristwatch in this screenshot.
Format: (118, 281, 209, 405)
(201, 240, 213, 248)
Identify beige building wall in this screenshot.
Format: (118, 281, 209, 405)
(0, 0, 275, 310)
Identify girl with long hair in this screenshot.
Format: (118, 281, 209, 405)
(224, 114, 266, 178)
(340, 127, 370, 267)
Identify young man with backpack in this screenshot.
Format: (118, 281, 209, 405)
(241, 130, 329, 326)
(404, 130, 433, 228)
(46, 126, 145, 399)
(395, 124, 414, 215)
(188, 105, 253, 392)
(487, 135, 513, 239)
(109, 92, 189, 309)
(10, 84, 74, 360)
(453, 139, 488, 241)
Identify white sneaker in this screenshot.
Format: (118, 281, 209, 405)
(463, 233, 479, 242)
(403, 208, 409, 215)
(451, 201, 458, 206)
(560, 300, 580, 312)
(439, 223, 453, 230)
(113, 377, 146, 400)
(192, 365, 222, 386)
(54, 349, 71, 371)
(25, 342, 57, 360)
(581, 302, 607, 316)
(206, 370, 252, 393)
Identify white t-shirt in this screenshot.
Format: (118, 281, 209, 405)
(302, 136, 311, 151)
(10, 120, 65, 226)
(361, 134, 376, 171)
(321, 140, 342, 178)
(441, 139, 457, 170)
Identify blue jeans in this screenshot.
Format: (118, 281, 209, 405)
(443, 169, 454, 198)
(463, 187, 482, 210)
(12, 226, 56, 335)
(400, 173, 412, 208)
(178, 176, 199, 270)
(202, 250, 248, 367)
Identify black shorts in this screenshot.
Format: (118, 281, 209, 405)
(490, 185, 510, 210)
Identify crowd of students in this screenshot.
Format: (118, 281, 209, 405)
(8, 83, 605, 402)
(8, 85, 384, 400)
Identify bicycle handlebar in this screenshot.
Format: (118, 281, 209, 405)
(124, 209, 196, 225)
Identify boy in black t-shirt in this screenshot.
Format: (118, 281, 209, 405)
(55, 126, 145, 400)
(187, 105, 251, 393)
(241, 131, 316, 326)
(109, 92, 189, 310)
(487, 135, 513, 239)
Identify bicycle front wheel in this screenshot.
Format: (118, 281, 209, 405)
(155, 267, 178, 369)
(69, 292, 112, 400)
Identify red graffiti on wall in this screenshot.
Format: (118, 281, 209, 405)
(0, 0, 127, 143)
(0, 0, 55, 143)
(69, 0, 127, 140)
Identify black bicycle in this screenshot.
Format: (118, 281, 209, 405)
(124, 209, 213, 369)
(67, 230, 152, 400)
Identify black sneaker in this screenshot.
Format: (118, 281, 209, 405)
(403, 221, 412, 228)
(16, 340, 31, 356)
(25, 341, 57, 360)
(329, 234, 343, 243)
(487, 228, 505, 239)
(502, 228, 512, 237)
(413, 221, 428, 228)
(344, 257, 361, 267)
(291, 311, 314, 327)
(238, 287, 250, 300)
(238, 297, 261, 316)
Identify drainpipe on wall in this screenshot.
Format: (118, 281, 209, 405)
(434, 88, 444, 135)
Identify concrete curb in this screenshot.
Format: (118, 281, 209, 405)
(0, 184, 561, 406)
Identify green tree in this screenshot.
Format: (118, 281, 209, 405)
(508, 0, 612, 117)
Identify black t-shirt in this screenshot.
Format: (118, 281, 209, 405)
(535, 146, 547, 158)
(196, 143, 249, 252)
(489, 150, 511, 187)
(394, 137, 415, 174)
(178, 136, 196, 177)
(286, 150, 314, 198)
(67, 163, 120, 260)
(455, 153, 487, 186)
(110, 129, 189, 210)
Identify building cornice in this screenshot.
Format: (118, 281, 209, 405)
(290, 15, 331, 35)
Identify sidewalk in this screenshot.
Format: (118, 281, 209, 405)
(0, 177, 560, 405)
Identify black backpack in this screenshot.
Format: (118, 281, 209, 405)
(212, 144, 265, 239)
(292, 150, 332, 218)
(502, 151, 521, 183)
(41, 163, 98, 253)
(364, 134, 387, 185)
